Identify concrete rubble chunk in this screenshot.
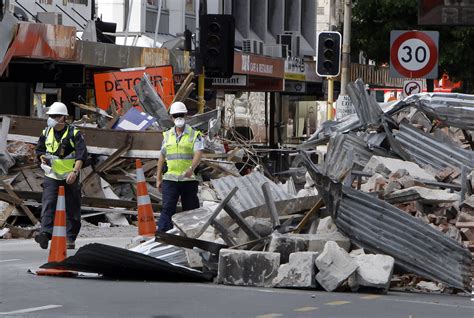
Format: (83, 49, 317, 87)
(217, 249, 280, 287)
(361, 173, 386, 193)
(316, 216, 338, 234)
(268, 233, 308, 264)
(272, 252, 319, 288)
(315, 241, 358, 291)
(416, 281, 443, 292)
(385, 186, 460, 204)
(348, 254, 395, 293)
(383, 180, 402, 196)
(363, 156, 436, 181)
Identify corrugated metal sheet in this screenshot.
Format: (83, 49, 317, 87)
(302, 152, 472, 292)
(403, 93, 474, 130)
(322, 134, 380, 180)
(347, 79, 384, 127)
(336, 186, 471, 292)
(211, 172, 291, 214)
(394, 121, 474, 171)
(41, 243, 212, 281)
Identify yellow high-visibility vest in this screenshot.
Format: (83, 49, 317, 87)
(163, 126, 200, 181)
(43, 126, 78, 180)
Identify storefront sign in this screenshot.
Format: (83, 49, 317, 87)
(305, 61, 322, 83)
(234, 52, 284, 78)
(94, 65, 175, 110)
(212, 75, 247, 87)
(12, 23, 76, 60)
(285, 81, 306, 93)
(284, 57, 306, 81)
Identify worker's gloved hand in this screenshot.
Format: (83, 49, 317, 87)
(156, 180, 162, 193)
(66, 171, 78, 185)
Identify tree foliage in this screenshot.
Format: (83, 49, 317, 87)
(351, 0, 474, 92)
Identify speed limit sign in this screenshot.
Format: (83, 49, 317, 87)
(390, 31, 439, 79)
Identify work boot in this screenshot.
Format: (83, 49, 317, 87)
(66, 239, 75, 250)
(34, 232, 51, 250)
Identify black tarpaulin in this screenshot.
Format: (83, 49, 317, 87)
(40, 243, 213, 282)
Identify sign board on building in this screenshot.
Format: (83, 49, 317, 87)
(94, 65, 175, 110)
(284, 57, 306, 81)
(335, 94, 355, 120)
(234, 52, 285, 78)
(285, 81, 306, 93)
(390, 30, 439, 79)
(212, 75, 248, 87)
(402, 79, 424, 98)
(418, 0, 474, 26)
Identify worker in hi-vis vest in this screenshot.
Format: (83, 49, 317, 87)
(156, 101, 203, 232)
(35, 102, 88, 250)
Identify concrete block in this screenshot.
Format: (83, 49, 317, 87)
(315, 241, 358, 291)
(363, 156, 436, 181)
(217, 249, 280, 287)
(273, 252, 319, 288)
(348, 254, 394, 292)
(385, 186, 460, 204)
(316, 216, 338, 234)
(268, 233, 308, 263)
(306, 232, 351, 253)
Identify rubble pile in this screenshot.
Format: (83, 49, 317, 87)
(1, 78, 473, 295)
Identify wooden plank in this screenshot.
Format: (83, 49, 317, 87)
(22, 169, 43, 192)
(0, 203, 16, 228)
(4, 115, 163, 157)
(1, 183, 39, 225)
(456, 222, 474, 229)
(292, 197, 324, 234)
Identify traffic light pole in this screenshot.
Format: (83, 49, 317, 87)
(198, 72, 205, 113)
(327, 77, 334, 120)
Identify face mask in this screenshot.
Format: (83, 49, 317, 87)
(47, 117, 58, 128)
(174, 117, 185, 128)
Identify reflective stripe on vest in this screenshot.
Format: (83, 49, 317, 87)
(163, 126, 199, 182)
(44, 126, 79, 180)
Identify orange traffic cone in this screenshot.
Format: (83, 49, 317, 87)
(37, 186, 77, 277)
(136, 159, 156, 236)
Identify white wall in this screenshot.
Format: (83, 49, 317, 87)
(14, 0, 92, 30)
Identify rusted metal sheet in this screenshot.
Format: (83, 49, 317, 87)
(12, 23, 77, 60)
(3, 115, 162, 158)
(75, 41, 169, 68)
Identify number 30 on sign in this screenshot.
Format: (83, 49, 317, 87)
(390, 30, 439, 79)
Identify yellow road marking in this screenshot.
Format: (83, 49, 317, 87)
(256, 314, 283, 318)
(360, 295, 382, 300)
(294, 306, 319, 312)
(325, 300, 351, 306)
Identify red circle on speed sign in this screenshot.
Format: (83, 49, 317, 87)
(391, 31, 438, 78)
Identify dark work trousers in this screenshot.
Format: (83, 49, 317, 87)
(157, 180, 199, 232)
(40, 176, 82, 241)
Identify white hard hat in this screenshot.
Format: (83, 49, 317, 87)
(169, 101, 188, 115)
(46, 102, 69, 116)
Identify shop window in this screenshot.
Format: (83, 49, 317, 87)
(283, 96, 318, 142)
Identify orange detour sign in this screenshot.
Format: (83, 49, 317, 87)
(135, 159, 157, 237)
(93, 65, 175, 111)
(37, 186, 77, 277)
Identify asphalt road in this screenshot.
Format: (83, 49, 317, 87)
(1, 237, 473, 318)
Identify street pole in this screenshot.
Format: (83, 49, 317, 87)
(327, 77, 334, 120)
(340, 0, 352, 95)
(197, 0, 205, 113)
(152, 0, 163, 48)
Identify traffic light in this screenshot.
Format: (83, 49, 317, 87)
(199, 14, 235, 78)
(316, 31, 342, 77)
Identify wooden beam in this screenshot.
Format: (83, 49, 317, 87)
(1, 183, 39, 225)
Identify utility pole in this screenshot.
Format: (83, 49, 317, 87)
(340, 0, 351, 95)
